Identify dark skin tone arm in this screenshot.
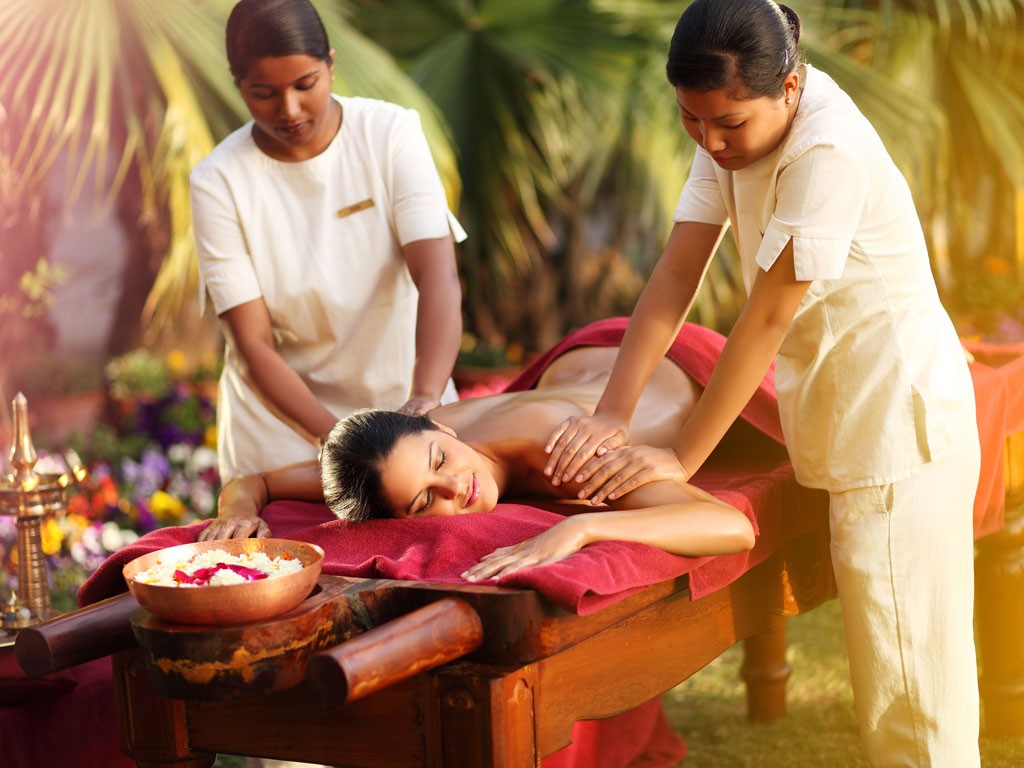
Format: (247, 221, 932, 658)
(219, 234, 461, 447)
(399, 234, 463, 415)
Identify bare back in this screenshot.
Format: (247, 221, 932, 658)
(429, 348, 702, 499)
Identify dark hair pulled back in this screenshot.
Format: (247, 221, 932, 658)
(666, 0, 801, 99)
(320, 408, 438, 523)
(225, 0, 331, 81)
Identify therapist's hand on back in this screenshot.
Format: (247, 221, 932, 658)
(543, 413, 630, 487)
(572, 445, 691, 504)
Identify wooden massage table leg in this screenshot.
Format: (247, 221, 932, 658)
(112, 648, 216, 768)
(975, 493, 1024, 737)
(434, 662, 540, 767)
(741, 614, 791, 723)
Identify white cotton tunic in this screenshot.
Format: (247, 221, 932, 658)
(191, 96, 465, 481)
(674, 65, 977, 492)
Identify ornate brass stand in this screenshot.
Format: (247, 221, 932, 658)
(0, 393, 85, 631)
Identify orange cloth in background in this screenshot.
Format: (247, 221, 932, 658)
(964, 340, 1024, 538)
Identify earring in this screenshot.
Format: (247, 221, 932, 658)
(785, 97, 793, 104)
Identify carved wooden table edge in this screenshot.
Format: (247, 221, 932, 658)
(109, 551, 813, 768)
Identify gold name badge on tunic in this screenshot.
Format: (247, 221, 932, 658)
(337, 198, 375, 219)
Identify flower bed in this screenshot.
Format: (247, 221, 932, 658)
(0, 349, 221, 612)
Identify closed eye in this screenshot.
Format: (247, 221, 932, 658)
(417, 448, 448, 515)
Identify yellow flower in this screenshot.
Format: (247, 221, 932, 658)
(150, 490, 186, 521)
(41, 517, 64, 556)
(166, 349, 188, 377)
(204, 425, 218, 449)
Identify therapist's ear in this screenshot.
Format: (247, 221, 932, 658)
(432, 421, 457, 438)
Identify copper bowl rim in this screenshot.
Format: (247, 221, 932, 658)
(123, 538, 324, 625)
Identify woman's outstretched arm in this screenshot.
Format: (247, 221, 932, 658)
(462, 480, 753, 581)
(199, 461, 324, 541)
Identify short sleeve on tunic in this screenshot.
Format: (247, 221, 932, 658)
(755, 144, 868, 281)
(389, 109, 468, 246)
(673, 149, 729, 226)
(190, 164, 263, 316)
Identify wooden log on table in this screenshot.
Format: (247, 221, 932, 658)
(309, 597, 483, 706)
(15, 591, 139, 677)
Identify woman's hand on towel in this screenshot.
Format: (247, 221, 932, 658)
(544, 413, 629, 487)
(575, 446, 691, 504)
(198, 474, 272, 541)
(461, 518, 588, 581)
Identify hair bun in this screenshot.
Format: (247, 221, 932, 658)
(778, 3, 802, 45)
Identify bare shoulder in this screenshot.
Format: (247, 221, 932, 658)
(471, 398, 574, 443)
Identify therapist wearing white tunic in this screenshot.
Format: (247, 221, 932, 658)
(191, 0, 464, 509)
(543, 1, 981, 765)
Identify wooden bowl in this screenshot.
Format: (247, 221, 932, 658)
(123, 539, 324, 625)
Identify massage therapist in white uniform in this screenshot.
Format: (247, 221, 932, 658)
(191, 0, 465, 502)
(543, 1, 981, 765)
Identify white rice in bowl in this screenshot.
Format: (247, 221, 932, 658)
(133, 547, 306, 588)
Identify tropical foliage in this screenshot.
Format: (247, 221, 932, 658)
(2, 0, 1023, 366)
(802, 0, 1024, 334)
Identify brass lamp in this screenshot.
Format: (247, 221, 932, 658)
(0, 392, 85, 628)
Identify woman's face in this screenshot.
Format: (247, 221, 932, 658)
(238, 53, 336, 161)
(378, 428, 501, 519)
(675, 78, 797, 170)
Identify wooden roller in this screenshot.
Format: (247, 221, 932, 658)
(309, 597, 483, 706)
(15, 591, 139, 677)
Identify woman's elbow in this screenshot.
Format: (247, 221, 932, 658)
(726, 513, 756, 553)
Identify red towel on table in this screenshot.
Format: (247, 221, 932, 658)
(73, 318, 809, 768)
(80, 319, 822, 613)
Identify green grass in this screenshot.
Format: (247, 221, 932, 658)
(665, 599, 1024, 767)
(212, 599, 1024, 767)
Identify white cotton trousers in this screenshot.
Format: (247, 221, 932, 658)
(828, 438, 981, 767)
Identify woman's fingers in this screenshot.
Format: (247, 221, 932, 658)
(462, 548, 528, 581)
(462, 521, 584, 581)
(198, 516, 269, 542)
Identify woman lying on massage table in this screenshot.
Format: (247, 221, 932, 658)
(202, 345, 755, 581)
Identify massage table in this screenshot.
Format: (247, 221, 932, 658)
(3, 321, 1021, 766)
(9, 513, 832, 768)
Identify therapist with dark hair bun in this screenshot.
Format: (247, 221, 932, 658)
(192, 0, 465, 503)
(544, 1, 981, 764)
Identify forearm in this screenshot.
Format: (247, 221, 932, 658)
(410, 263, 462, 401)
(262, 460, 325, 502)
(672, 241, 808, 476)
(597, 222, 720, 422)
(671, 314, 786, 475)
(574, 502, 754, 556)
(404, 236, 462, 401)
(241, 341, 338, 440)
(207, 461, 323, 542)
(597, 261, 697, 420)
